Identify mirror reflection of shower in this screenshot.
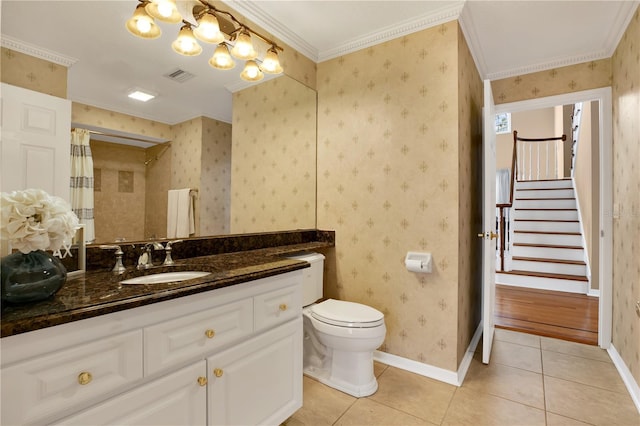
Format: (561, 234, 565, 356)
(144, 142, 171, 166)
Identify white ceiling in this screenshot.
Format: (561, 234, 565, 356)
(1, 1, 637, 133)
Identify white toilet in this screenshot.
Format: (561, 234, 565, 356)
(288, 252, 386, 397)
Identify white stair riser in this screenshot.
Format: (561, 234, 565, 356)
(515, 199, 576, 209)
(513, 232, 583, 246)
(515, 189, 575, 199)
(510, 260, 586, 276)
(496, 273, 588, 294)
(513, 221, 581, 233)
(516, 180, 573, 190)
(512, 245, 584, 261)
(514, 210, 579, 221)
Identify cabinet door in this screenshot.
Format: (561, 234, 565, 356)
(207, 319, 302, 426)
(0, 330, 143, 425)
(54, 361, 207, 426)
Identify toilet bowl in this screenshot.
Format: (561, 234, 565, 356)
(303, 299, 386, 397)
(287, 249, 386, 398)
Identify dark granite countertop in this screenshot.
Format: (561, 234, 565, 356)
(1, 241, 332, 338)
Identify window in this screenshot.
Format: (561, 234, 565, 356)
(495, 112, 511, 134)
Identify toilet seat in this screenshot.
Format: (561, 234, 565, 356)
(311, 299, 384, 328)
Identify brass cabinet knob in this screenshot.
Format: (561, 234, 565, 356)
(477, 232, 498, 240)
(213, 368, 224, 378)
(205, 329, 215, 339)
(78, 372, 93, 385)
(197, 376, 208, 386)
(279, 303, 288, 311)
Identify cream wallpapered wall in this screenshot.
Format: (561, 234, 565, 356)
(71, 103, 172, 140)
(171, 118, 204, 236)
(456, 25, 483, 366)
(317, 21, 480, 372)
(200, 117, 232, 236)
(145, 142, 172, 240)
(492, 58, 612, 105)
(612, 6, 640, 388)
(231, 76, 317, 234)
(1, 47, 67, 98)
(90, 140, 146, 243)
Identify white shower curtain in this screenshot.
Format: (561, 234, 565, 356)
(70, 128, 95, 243)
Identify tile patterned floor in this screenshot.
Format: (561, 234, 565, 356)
(286, 329, 640, 426)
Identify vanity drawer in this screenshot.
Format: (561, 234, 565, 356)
(254, 284, 302, 332)
(144, 298, 253, 375)
(0, 330, 143, 426)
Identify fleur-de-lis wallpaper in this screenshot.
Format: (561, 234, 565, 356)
(316, 21, 483, 371)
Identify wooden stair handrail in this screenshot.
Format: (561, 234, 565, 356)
(495, 130, 567, 272)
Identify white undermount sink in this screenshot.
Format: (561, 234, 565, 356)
(120, 271, 212, 285)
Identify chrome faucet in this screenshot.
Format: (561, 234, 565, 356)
(99, 245, 127, 274)
(163, 240, 183, 266)
(137, 242, 165, 269)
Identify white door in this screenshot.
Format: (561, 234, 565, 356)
(1, 83, 71, 201)
(481, 79, 497, 364)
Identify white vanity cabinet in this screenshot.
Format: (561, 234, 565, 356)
(0, 270, 304, 426)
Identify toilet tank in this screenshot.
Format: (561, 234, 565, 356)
(286, 252, 324, 306)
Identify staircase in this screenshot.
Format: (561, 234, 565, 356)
(496, 178, 589, 294)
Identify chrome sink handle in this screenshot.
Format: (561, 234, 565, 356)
(163, 240, 183, 266)
(138, 242, 165, 269)
(99, 245, 127, 274)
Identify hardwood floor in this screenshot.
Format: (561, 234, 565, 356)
(495, 284, 599, 345)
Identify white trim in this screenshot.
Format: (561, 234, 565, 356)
(458, 2, 487, 79)
(571, 175, 592, 292)
(494, 87, 613, 350)
(223, 1, 464, 63)
(607, 344, 640, 414)
(496, 274, 588, 294)
(0, 35, 77, 67)
(603, 2, 640, 57)
(373, 322, 483, 387)
(486, 51, 610, 81)
(587, 288, 600, 298)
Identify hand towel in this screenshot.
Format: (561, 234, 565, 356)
(167, 188, 194, 238)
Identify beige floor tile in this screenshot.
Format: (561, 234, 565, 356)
(494, 328, 541, 348)
(544, 376, 640, 425)
(368, 366, 456, 425)
(546, 412, 595, 426)
(442, 387, 546, 426)
(463, 357, 545, 409)
(373, 361, 388, 378)
(542, 350, 628, 394)
(541, 337, 611, 363)
(334, 398, 434, 426)
(491, 339, 543, 373)
(290, 376, 356, 426)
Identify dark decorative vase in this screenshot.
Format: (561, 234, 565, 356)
(1, 250, 67, 304)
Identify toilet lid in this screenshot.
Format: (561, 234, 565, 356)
(311, 299, 384, 328)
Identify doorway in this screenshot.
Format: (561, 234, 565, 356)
(491, 87, 612, 349)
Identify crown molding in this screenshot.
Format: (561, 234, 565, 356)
(318, 2, 464, 62)
(0, 35, 78, 67)
(603, 1, 639, 56)
(486, 50, 611, 81)
(458, 2, 487, 80)
(221, 0, 318, 61)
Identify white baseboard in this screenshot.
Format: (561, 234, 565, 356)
(607, 343, 640, 414)
(373, 322, 483, 387)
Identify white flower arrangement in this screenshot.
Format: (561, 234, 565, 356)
(1, 189, 80, 254)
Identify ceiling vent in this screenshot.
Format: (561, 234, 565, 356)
(164, 68, 195, 83)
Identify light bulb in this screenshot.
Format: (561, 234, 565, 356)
(231, 30, 257, 60)
(145, 0, 181, 24)
(136, 17, 152, 33)
(261, 47, 283, 74)
(157, 1, 173, 17)
(172, 25, 202, 56)
(240, 60, 263, 82)
(209, 43, 235, 70)
(194, 13, 224, 44)
(126, 4, 161, 39)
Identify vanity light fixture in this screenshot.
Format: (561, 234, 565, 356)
(128, 89, 156, 102)
(126, 0, 284, 82)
